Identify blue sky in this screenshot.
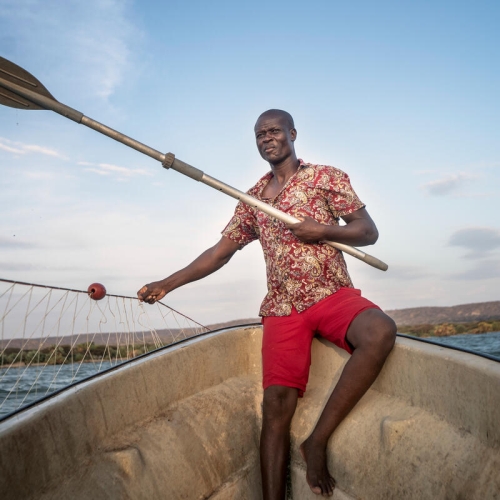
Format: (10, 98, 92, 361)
(0, 0, 499, 325)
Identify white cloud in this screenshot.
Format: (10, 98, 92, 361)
(413, 169, 438, 175)
(0, 236, 35, 249)
(23, 144, 66, 158)
(84, 168, 111, 176)
(374, 265, 432, 280)
(0, 142, 24, 155)
(448, 227, 500, 259)
(82, 162, 153, 178)
(448, 259, 500, 280)
(0, 262, 37, 272)
(99, 163, 151, 176)
(420, 173, 477, 196)
(452, 192, 495, 199)
(0, 0, 139, 101)
(0, 137, 66, 159)
(23, 172, 55, 180)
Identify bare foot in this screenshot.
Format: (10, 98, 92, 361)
(300, 438, 335, 496)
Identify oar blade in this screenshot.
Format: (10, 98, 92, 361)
(0, 56, 56, 110)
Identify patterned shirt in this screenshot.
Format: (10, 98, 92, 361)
(222, 160, 365, 316)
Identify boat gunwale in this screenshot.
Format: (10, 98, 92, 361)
(0, 322, 262, 424)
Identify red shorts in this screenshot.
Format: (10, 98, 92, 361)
(261, 288, 380, 397)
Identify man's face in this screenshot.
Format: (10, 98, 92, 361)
(254, 114, 296, 165)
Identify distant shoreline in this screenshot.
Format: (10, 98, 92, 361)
(396, 318, 500, 338)
(384, 300, 500, 326)
(2, 320, 499, 368)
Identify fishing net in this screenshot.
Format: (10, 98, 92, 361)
(0, 278, 210, 418)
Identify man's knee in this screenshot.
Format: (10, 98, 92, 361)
(377, 314, 397, 355)
(348, 309, 397, 355)
(262, 385, 298, 425)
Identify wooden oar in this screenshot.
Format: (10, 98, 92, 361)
(0, 56, 388, 271)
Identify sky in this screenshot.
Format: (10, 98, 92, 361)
(0, 0, 499, 326)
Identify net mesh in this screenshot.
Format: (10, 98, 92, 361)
(0, 278, 210, 418)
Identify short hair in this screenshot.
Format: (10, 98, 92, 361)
(257, 109, 295, 129)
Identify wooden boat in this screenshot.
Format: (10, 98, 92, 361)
(1, 324, 499, 499)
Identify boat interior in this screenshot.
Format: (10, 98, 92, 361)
(1, 325, 499, 499)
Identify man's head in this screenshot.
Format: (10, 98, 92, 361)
(254, 109, 297, 166)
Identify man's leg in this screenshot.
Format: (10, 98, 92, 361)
(300, 309, 397, 496)
(261, 385, 299, 500)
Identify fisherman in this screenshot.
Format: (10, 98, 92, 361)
(138, 109, 397, 499)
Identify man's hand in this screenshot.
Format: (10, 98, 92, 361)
(137, 281, 168, 304)
(286, 209, 379, 247)
(286, 216, 326, 243)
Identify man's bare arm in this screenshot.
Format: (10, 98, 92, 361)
(285, 207, 378, 247)
(137, 236, 241, 304)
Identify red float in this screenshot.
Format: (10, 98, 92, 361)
(87, 283, 106, 301)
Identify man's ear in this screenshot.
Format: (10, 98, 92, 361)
(290, 128, 297, 141)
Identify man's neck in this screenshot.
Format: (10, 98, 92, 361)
(269, 155, 300, 185)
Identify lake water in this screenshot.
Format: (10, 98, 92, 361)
(0, 360, 119, 419)
(1, 332, 499, 419)
(425, 331, 500, 359)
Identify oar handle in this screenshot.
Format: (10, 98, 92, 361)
(0, 74, 388, 271)
(321, 241, 388, 271)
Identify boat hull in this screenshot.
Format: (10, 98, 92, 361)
(1, 326, 499, 499)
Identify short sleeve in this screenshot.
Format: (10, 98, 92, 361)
(221, 201, 259, 248)
(323, 169, 365, 218)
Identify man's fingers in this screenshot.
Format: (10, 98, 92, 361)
(137, 284, 159, 303)
(137, 284, 167, 304)
(137, 286, 147, 301)
(285, 217, 304, 229)
(143, 294, 158, 304)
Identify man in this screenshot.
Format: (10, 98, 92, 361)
(137, 109, 397, 498)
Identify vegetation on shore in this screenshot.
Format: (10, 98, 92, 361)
(398, 319, 500, 338)
(0, 342, 158, 367)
